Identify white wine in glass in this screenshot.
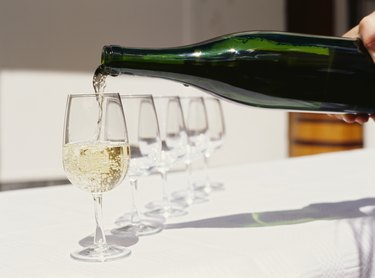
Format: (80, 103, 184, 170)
(63, 93, 131, 262)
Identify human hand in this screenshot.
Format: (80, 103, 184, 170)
(336, 11, 375, 123)
(344, 11, 375, 62)
(330, 114, 375, 124)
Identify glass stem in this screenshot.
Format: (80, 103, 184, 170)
(186, 161, 194, 195)
(93, 194, 107, 248)
(203, 154, 211, 193)
(160, 170, 170, 210)
(129, 178, 141, 227)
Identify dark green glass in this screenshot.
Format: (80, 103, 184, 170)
(99, 31, 375, 113)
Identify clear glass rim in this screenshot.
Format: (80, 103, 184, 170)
(178, 96, 204, 100)
(152, 95, 180, 100)
(67, 93, 121, 98)
(120, 94, 153, 99)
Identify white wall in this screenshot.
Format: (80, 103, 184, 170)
(0, 0, 287, 182)
(0, 71, 93, 181)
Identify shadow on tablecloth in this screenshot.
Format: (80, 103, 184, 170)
(167, 197, 375, 277)
(166, 197, 375, 229)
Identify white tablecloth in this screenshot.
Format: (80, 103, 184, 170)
(2, 149, 375, 277)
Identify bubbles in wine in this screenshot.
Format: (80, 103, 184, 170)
(63, 141, 130, 193)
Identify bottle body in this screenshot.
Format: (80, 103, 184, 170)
(100, 31, 375, 113)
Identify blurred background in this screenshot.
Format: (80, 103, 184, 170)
(1, 0, 375, 189)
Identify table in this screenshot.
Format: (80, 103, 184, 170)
(1, 149, 375, 277)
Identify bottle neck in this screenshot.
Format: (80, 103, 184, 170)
(101, 45, 189, 66)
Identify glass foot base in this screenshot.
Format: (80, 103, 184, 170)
(145, 205, 187, 218)
(112, 219, 164, 236)
(172, 189, 209, 206)
(194, 182, 225, 193)
(70, 244, 131, 262)
(115, 213, 166, 226)
(209, 182, 225, 191)
(145, 200, 189, 210)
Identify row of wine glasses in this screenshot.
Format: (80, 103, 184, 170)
(112, 95, 163, 237)
(145, 96, 188, 218)
(62, 93, 225, 263)
(197, 97, 226, 193)
(172, 97, 210, 206)
(171, 96, 226, 206)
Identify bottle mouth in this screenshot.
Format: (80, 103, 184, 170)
(101, 45, 113, 64)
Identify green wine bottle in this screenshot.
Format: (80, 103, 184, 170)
(99, 31, 375, 113)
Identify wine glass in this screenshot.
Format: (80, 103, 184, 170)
(173, 96, 209, 205)
(63, 93, 131, 262)
(197, 97, 226, 193)
(112, 95, 163, 236)
(145, 96, 188, 218)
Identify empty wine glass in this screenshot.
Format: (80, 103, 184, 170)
(172, 96, 209, 205)
(145, 96, 188, 218)
(63, 93, 131, 262)
(197, 97, 226, 193)
(112, 95, 163, 236)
